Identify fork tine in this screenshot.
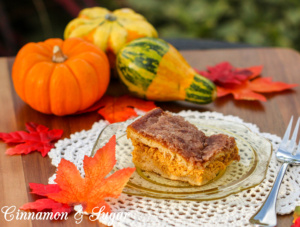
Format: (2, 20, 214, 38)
(297, 141, 300, 155)
(296, 118, 300, 155)
(288, 117, 300, 152)
(280, 116, 293, 148)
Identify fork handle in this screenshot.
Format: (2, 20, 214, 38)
(249, 162, 289, 226)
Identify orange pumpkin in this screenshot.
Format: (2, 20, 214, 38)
(12, 38, 110, 116)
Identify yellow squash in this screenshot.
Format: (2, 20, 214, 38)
(64, 7, 158, 66)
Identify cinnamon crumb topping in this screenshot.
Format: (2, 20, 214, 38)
(128, 108, 238, 163)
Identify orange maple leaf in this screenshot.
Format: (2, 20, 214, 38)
(217, 77, 298, 101)
(97, 95, 156, 123)
(197, 62, 298, 101)
(47, 136, 135, 213)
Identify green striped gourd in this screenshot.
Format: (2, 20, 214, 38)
(116, 37, 216, 104)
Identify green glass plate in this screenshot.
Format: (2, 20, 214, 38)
(91, 118, 272, 201)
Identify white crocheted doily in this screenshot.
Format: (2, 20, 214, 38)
(48, 111, 300, 227)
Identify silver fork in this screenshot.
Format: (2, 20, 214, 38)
(249, 116, 300, 226)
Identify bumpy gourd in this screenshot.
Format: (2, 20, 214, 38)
(116, 37, 217, 104)
(64, 7, 158, 66)
(12, 38, 110, 116)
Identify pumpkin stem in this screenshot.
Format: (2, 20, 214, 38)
(52, 45, 67, 63)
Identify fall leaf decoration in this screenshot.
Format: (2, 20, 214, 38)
(20, 183, 72, 214)
(20, 136, 135, 214)
(21, 195, 73, 215)
(196, 62, 298, 101)
(0, 122, 63, 156)
(97, 95, 157, 123)
(28, 183, 62, 196)
(197, 62, 262, 86)
(20, 198, 72, 214)
(292, 219, 300, 227)
(292, 206, 300, 227)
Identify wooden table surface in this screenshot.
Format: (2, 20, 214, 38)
(1, 47, 300, 227)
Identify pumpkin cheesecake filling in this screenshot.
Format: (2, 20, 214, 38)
(127, 108, 240, 186)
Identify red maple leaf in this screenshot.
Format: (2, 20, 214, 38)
(47, 135, 135, 213)
(20, 198, 73, 214)
(196, 62, 261, 86)
(292, 217, 300, 227)
(28, 183, 61, 196)
(292, 206, 300, 227)
(196, 62, 298, 101)
(97, 95, 156, 123)
(20, 183, 72, 214)
(0, 122, 63, 156)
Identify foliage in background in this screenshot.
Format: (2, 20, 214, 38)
(126, 0, 300, 50)
(1, 0, 300, 56)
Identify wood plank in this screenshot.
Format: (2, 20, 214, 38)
(0, 58, 32, 227)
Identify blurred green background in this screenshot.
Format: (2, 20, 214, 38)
(1, 0, 300, 56)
